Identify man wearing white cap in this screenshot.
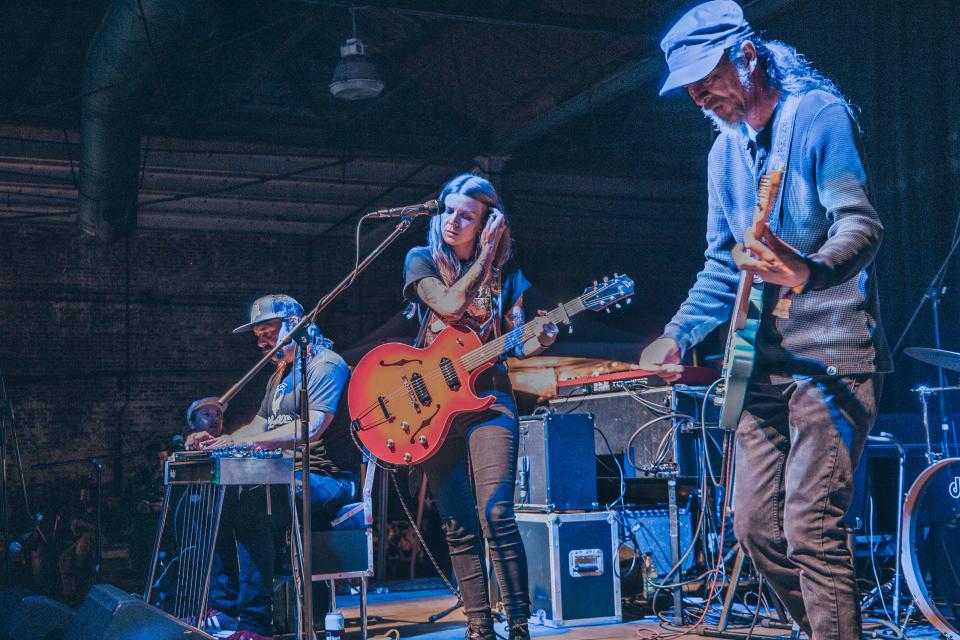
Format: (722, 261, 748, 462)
(639, 2, 890, 638)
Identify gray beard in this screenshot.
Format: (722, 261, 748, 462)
(701, 106, 745, 138)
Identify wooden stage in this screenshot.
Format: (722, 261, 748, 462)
(328, 587, 801, 640)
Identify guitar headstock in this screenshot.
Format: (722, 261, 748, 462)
(754, 165, 784, 225)
(581, 273, 634, 312)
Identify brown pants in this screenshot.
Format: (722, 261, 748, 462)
(733, 374, 882, 640)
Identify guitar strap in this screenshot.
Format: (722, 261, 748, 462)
(765, 93, 801, 318)
(765, 93, 800, 234)
(412, 306, 434, 348)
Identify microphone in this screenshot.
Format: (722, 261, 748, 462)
(366, 199, 440, 219)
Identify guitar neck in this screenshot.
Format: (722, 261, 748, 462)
(460, 298, 585, 373)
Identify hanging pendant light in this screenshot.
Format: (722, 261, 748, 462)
(329, 9, 384, 100)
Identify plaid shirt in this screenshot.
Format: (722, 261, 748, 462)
(662, 90, 891, 376)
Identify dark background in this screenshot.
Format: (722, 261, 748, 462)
(0, 0, 957, 556)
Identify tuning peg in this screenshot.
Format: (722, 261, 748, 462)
(568, 325, 574, 334)
(626, 298, 632, 304)
(592, 280, 598, 287)
(603, 275, 609, 282)
(605, 308, 611, 314)
(614, 272, 620, 277)
(615, 303, 622, 309)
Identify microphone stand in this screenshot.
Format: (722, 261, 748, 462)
(0, 364, 36, 586)
(31, 447, 158, 584)
(892, 228, 960, 457)
(214, 212, 421, 640)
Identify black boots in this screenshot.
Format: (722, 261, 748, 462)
(465, 616, 528, 640)
(507, 619, 529, 640)
(465, 619, 496, 640)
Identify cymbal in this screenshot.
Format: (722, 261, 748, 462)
(905, 347, 960, 373)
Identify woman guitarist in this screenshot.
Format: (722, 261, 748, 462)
(402, 173, 557, 640)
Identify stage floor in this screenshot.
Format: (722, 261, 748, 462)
(329, 587, 801, 640)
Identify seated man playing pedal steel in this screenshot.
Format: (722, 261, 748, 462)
(186, 294, 359, 640)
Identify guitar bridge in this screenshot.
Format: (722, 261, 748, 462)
(401, 376, 422, 413)
(377, 395, 392, 421)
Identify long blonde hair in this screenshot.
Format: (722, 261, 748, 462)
(427, 173, 513, 286)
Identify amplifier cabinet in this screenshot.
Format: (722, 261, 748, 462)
(548, 387, 722, 478)
(515, 413, 598, 511)
(516, 511, 622, 628)
(618, 506, 694, 576)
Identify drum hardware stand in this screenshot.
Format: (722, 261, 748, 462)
(912, 385, 960, 466)
(207, 210, 423, 640)
(858, 433, 907, 632)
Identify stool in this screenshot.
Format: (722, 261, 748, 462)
(310, 464, 377, 640)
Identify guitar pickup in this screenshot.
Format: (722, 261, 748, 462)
(439, 357, 461, 391)
(411, 372, 432, 405)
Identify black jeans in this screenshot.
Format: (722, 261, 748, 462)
(733, 374, 882, 640)
(420, 388, 530, 624)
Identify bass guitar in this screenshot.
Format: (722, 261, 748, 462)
(350, 274, 634, 465)
(717, 166, 784, 431)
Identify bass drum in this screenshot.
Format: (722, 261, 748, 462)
(902, 457, 960, 639)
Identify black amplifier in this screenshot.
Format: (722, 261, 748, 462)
(549, 386, 723, 478)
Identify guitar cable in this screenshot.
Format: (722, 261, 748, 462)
(348, 428, 464, 604)
(388, 471, 463, 603)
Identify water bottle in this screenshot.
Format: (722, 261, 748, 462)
(324, 610, 344, 640)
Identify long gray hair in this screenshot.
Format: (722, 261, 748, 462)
(427, 173, 513, 287)
(728, 35, 859, 126)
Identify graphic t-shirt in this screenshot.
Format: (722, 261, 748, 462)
(257, 348, 358, 475)
(402, 246, 530, 347)
(402, 246, 530, 402)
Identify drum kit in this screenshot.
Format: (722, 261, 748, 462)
(899, 347, 960, 639)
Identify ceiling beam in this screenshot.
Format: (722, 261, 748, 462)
(290, 0, 644, 37)
(492, 0, 802, 153)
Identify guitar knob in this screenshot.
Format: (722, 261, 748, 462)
(403, 452, 412, 463)
(386, 439, 395, 451)
(418, 435, 428, 446)
(401, 421, 410, 433)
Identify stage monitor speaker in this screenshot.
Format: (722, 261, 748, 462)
(515, 413, 597, 511)
(0, 587, 74, 640)
(64, 584, 211, 640)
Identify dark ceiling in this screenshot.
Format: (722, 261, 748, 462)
(0, 0, 797, 172)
